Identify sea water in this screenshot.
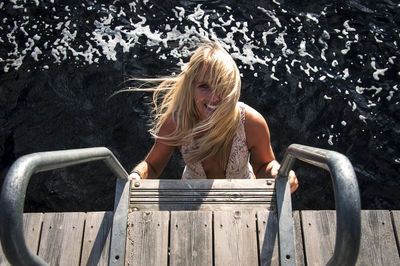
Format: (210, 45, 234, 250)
(0, 0, 399, 211)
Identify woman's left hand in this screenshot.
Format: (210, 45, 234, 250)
(271, 163, 299, 193)
(288, 170, 299, 193)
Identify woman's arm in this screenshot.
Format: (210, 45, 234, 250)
(129, 116, 176, 179)
(245, 105, 299, 193)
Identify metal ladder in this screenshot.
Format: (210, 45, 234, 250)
(0, 144, 361, 266)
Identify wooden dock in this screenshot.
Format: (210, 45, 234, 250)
(1, 210, 399, 265)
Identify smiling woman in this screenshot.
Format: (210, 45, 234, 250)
(193, 69, 222, 121)
(129, 41, 298, 193)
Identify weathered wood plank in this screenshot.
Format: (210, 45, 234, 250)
(125, 211, 169, 266)
(257, 210, 279, 266)
(357, 210, 400, 265)
(23, 213, 44, 255)
(302, 210, 400, 266)
(301, 210, 337, 266)
(80, 211, 113, 266)
(38, 212, 86, 266)
(293, 211, 305, 266)
(0, 213, 43, 266)
(130, 179, 276, 211)
(391, 211, 400, 254)
(0, 245, 9, 266)
(169, 211, 212, 266)
(257, 211, 304, 266)
(214, 210, 258, 266)
(0, 248, 8, 266)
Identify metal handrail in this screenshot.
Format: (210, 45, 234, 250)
(277, 144, 361, 266)
(0, 145, 361, 266)
(0, 147, 130, 266)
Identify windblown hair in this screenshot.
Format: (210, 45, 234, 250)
(138, 42, 241, 169)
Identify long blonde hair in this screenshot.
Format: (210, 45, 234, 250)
(140, 42, 241, 168)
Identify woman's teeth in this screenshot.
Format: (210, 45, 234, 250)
(205, 104, 217, 110)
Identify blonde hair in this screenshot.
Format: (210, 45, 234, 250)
(139, 42, 241, 168)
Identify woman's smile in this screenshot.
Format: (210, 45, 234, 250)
(193, 67, 222, 120)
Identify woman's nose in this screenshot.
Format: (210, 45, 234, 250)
(208, 92, 221, 104)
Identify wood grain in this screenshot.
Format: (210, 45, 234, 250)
(38, 212, 85, 266)
(214, 210, 258, 266)
(169, 211, 213, 266)
(301, 210, 336, 266)
(302, 210, 400, 266)
(0, 213, 43, 266)
(81, 211, 113, 266)
(357, 210, 400, 265)
(391, 210, 400, 254)
(293, 211, 305, 266)
(257, 210, 279, 266)
(125, 211, 169, 266)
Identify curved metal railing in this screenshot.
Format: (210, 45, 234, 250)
(0, 144, 361, 266)
(276, 144, 361, 266)
(0, 147, 130, 266)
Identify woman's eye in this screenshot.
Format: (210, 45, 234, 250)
(199, 84, 209, 89)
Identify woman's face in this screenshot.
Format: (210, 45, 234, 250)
(193, 67, 222, 121)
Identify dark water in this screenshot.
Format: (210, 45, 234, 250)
(0, 0, 399, 212)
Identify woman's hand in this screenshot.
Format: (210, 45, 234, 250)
(128, 172, 141, 180)
(271, 163, 299, 194)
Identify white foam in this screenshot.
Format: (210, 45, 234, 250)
(261, 27, 277, 45)
(341, 41, 352, 55)
(31, 46, 42, 61)
(351, 101, 357, 111)
(174, 6, 185, 21)
(257, 7, 282, 28)
(306, 13, 319, 23)
(271, 73, 279, 81)
(355, 85, 382, 96)
(299, 40, 313, 58)
(319, 30, 330, 61)
(328, 135, 334, 145)
(274, 31, 290, 57)
(203, 14, 210, 29)
(285, 64, 291, 74)
(374, 34, 383, 43)
(342, 68, 349, 79)
(359, 115, 367, 123)
(297, 25, 303, 33)
(373, 68, 388, 80)
(187, 4, 205, 28)
(367, 100, 377, 108)
(343, 20, 356, 32)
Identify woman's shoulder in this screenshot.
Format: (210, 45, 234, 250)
(239, 102, 267, 125)
(240, 102, 269, 139)
(158, 114, 177, 136)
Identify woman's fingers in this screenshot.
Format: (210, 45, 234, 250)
(289, 170, 299, 193)
(269, 163, 298, 193)
(128, 172, 141, 180)
(271, 163, 280, 178)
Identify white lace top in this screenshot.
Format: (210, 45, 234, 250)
(181, 102, 255, 179)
